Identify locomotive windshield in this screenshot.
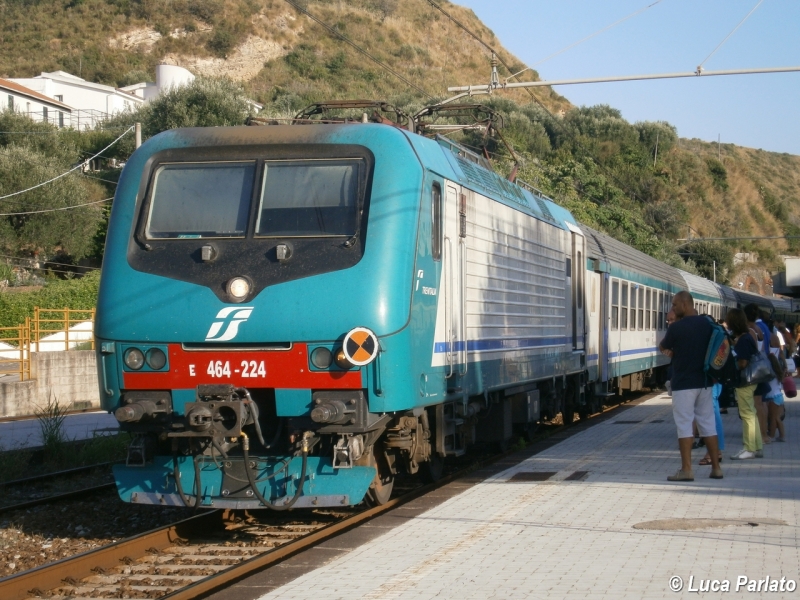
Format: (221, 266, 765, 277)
(144, 158, 363, 239)
(146, 161, 255, 239)
(255, 159, 360, 237)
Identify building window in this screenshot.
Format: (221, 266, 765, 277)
(55, 95, 63, 102)
(42, 106, 48, 121)
(621, 282, 629, 331)
(7, 95, 13, 111)
(58, 111, 64, 127)
(611, 279, 619, 331)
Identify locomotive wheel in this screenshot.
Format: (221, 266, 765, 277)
(418, 451, 444, 483)
(365, 471, 394, 506)
(365, 447, 394, 507)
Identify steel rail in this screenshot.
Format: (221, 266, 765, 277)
(0, 462, 115, 488)
(0, 483, 115, 515)
(0, 511, 219, 599)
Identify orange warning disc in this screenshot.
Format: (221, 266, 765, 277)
(343, 327, 379, 366)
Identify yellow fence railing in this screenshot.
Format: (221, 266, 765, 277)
(31, 307, 96, 352)
(0, 323, 31, 382)
(0, 308, 95, 382)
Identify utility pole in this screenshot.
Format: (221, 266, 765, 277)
(135, 123, 142, 149)
(653, 132, 659, 168)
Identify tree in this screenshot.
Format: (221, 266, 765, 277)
(107, 77, 254, 139)
(0, 145, 105, 260)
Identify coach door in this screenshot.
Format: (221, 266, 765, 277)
(444, 183, 467, 378)
(570, 231, 585, 351)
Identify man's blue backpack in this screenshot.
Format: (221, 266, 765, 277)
(704, 316, 738, 386)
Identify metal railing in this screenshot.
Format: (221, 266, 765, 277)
(31, 307, 96, 352)
(0, 308, 95, 382)
(0, 323, 31, 382)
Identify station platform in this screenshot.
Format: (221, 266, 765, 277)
(0, 411, 118, 450)
(215, 391, 800, 600)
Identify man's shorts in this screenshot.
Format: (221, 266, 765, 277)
(672, 387, 716, 438)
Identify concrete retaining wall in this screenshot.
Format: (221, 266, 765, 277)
(0, 351, 100, 418)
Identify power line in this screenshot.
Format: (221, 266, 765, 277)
(0, 126, 132, 201)
(515, 0, 665, 75)
(282, 0, 434, 99)
(697, 0, 764, 72)
(0, 253, 101, 270)
(0, 197, 112, 216)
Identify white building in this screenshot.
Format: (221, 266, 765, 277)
(7, 65, 259, 129)
(120, 64, 261, 113)
(9, 71, 143, 129)
(0, 78, 72, 127)
(120, 64, 196, 101)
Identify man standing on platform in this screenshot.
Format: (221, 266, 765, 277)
(659, 291, 723, 481)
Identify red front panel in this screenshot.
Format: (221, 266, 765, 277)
(122, 343, 363, 390)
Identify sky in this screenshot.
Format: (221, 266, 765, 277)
(455, 0, 800, 155)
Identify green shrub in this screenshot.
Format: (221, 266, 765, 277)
(0, 271, 101, 334)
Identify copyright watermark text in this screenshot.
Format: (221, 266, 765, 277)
(670, 575, 797, 593)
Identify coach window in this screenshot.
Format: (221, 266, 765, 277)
(645, 289, 651, 330)
(637, 287, 644, 330)
(621, 282, 629, 330)
(658, 291, 664, 330)
(611, 279, 619, 330)
(432, 183, 442, 261)
(651, 291, 657, 330)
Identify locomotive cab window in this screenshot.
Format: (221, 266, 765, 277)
(432, 182, 442, 261)
(256, 159, 361, 237)
(145, 161, 255, 239)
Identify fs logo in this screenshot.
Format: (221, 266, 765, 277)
(205, 307, 254, 342)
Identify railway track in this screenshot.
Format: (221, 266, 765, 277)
(0, 392, 652, 600)
(0, 463, 117, 514)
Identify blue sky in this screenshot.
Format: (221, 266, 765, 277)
(455, 0, 800, 154)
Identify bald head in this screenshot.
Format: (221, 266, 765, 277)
(672, 291, 694, 319)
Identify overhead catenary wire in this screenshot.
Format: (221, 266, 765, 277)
(0, 126, 132, 201)
(510, 0, 665, 76)
(282, 0, 434, 99)
(697, 0, 765, 72)
(0, 197, 112, 216)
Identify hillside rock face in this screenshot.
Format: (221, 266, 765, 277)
(162, 36, 288, 81)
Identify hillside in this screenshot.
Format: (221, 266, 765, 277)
(1, 0, 799, 283)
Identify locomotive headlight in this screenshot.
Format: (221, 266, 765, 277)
(311, 347, 333, 369)
(227, 277, 250, 300)
(145, 348, 167, 370)
(124, 348, 145, 370)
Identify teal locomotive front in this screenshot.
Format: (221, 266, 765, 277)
(97, 123, 582, 509)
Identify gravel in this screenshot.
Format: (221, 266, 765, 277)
(0, 490, 192, 578)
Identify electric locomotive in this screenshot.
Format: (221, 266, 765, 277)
(96, 119, 586, 509)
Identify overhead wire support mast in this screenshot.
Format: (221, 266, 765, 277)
(447, 66, 800, 93)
